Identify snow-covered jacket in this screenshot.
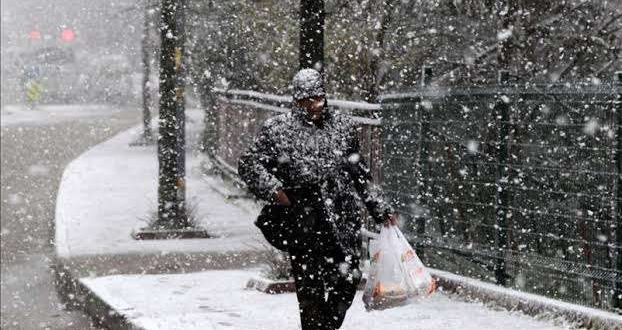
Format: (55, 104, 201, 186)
(238, 104, 394, 256)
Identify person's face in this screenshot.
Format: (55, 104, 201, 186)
(296, 96, 325, 121)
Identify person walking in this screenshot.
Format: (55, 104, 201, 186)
(238, 68, 397, 330)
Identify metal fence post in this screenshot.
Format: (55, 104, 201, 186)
(421, 65, 432, 87)
(614, 71, 622, 310)
(494, 70, 510, 286)
(414, 65, 432, 258)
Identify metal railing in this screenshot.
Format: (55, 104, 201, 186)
(205, 88, 385, 189)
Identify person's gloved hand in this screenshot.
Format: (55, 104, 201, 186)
(383, 213, 398, 227)
(274, 189, 292, 206)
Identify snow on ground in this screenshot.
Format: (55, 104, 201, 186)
(81, 269, 574, 330)
(430, 269, 622, 327)
(57, 107, 617, 329)
(55, 109, 264, 258)
(0, 104, 124, 127)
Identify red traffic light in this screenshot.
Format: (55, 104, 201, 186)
(60, 28, 75, 42)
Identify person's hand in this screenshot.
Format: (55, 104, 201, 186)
(274, 189, 292, 206)
(383, 213, 398, 227)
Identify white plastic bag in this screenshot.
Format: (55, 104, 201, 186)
(362, 226, 436, 310)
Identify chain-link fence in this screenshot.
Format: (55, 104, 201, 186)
(380, 71, 621, 312)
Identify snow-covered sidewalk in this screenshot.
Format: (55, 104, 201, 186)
(82, 269, 574, 330)
(55, 109, 264, 259)
(53, 109, 619, 330)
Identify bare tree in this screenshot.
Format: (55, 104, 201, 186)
(138, 0, 158, 144)
(156, 0, 188, 229)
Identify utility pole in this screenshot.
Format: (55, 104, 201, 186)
(299, 0, 324, 71)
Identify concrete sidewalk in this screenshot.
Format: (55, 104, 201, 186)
(79, 269, 578, 330)
(53, 110, 621, 330)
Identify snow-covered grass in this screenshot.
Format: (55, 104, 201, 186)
(0, 104, 124, 127)
(81, 269, 577, 330)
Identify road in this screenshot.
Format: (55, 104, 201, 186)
(1, 108, 140, 329)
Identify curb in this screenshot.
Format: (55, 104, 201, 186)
(56, 250, 265, 277)
(431, 269, 622, 330)
(53, 250, 265, 330)
(246, 277, 296, 294)
(54, 263, 141, 330)
(77, 277, 142, 330)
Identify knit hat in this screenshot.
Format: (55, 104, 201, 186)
(292, 68, 325, 101)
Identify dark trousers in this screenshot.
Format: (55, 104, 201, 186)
(290, 250, 360, 330)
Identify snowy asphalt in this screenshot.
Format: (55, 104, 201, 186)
(0, 106, 140, 329)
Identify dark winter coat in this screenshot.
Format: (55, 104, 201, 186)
(238, 104, 394, 258)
